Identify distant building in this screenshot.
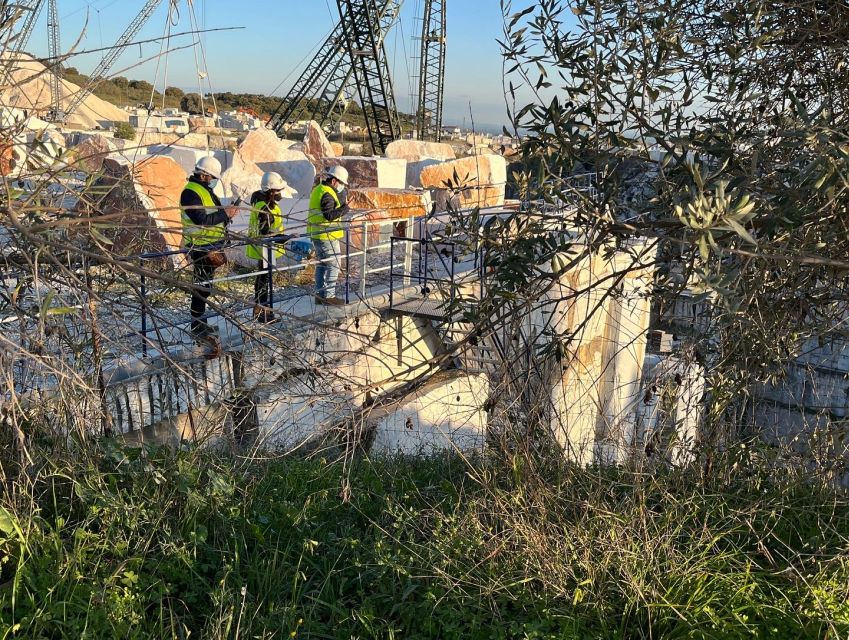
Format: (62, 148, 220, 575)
(127, 108, 189, 134)
(334, 121, 353, 135)
(441, 126, 462, 139)
(218, 110, 262, 132)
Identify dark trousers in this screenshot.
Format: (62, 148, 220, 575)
(254, 260, 272, 308)
(189, 247, 216, 331)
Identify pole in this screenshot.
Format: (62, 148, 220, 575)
(140, 266, 148, 358)
(266, 240, 274, 312)
(85, 255, 112, 436)
(403, 215, 413, 289)
(345, 224, 351, 304)
(389, 237, 395, 309)
(360, 219, 368, 299)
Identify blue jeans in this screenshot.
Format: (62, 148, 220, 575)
(313, 238, 341, 299)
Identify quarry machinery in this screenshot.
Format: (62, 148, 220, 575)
(0, 0, 172, 122)
(267, 0, 402, 153)
(0, 0, 46, 88)
(269, 0, 447, 152)
(45, 0, 61, 120)
(62, 0, 171, 122)
(0, 0, 63, 121)
(415, 0, 446, 142)
(2, 0, 44, 62)
(336, 0, 401, 153)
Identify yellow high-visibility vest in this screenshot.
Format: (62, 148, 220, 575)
(181, 181, 226, 246)
(307, 184, 344, 241)
(246, 199, 285, 261)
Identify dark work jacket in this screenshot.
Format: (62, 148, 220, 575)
(319, 180, 350, 221)
(180, 175, 230, 227)
(250, 190, 275, 235)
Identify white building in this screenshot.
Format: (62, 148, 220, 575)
(127, 109, 189, 134)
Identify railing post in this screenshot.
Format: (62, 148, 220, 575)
(359, 219, 368, 299)
(345, 224, 351, 304)
(266, 239, 274, 312)
(422, 236, 429, 296)
(389, 237, 395, 310)
(139, 263, 148, 358)
(403, 215, 414, 289)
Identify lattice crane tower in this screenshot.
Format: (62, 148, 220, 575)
(415, 0, 446, 142)
(268, 0, 403, 154)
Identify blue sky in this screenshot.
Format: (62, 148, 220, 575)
(26, 0, 514, 128)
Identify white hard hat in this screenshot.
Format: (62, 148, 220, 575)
(261, 171, 287, 191)
(324, 165, 349, 186)
(194, 156, 222, 179)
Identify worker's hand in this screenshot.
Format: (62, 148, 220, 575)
(225, 205, 239, 220)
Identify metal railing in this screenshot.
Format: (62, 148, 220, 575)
(1, 173, 601, 363)
(130, 212, 424, 356)
(388, 234, 457, 315)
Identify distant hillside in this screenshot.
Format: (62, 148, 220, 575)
(0, 54, 128, 129)
(61, 66, 415, 134)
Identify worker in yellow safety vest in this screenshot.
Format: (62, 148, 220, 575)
(246, 171, 288, 323)
(308, 165, 350, 305)
(180, 156, 237, 339)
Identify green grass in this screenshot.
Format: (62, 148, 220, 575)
(1, 443, 848, 639)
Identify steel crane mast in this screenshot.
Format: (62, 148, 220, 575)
(46, 0, 61, 120)
(336, 0, 401, 153)
(9, 0, 44, 58)
(63, 0, 167, 120)
(266, 20, 349, 136)
(268, 0, 402, 141)
(0, 0, 46, 86)
(415, 0, 446, 142)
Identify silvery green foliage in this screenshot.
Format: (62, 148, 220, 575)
(499, 0, 849, 437)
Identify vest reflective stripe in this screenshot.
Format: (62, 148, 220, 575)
(246, 199, 285, 261)
(307, 184, 344, 241)
(181, 181, 226, 246)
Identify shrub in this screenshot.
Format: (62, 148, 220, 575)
(113, 122, 136, 141)
(180, 93, 203, 114)
(128, 79, 153, 93)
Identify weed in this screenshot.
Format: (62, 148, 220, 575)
(1, 445, 848, 638)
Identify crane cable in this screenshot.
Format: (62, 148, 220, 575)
(133, 1, 176, 164)
(146, 1, 174, 113)
(187, 0, 217, 148)
(160, 0, 179, 109)
(265, 21, 339, 98)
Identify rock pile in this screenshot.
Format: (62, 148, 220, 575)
(52, 118, 511, 266)
(0, 52, 128, 130)
(220, 128, 315, 201)
(87, 156, 186, 266)
(303, 121, 336, 170)
(420, 154, 507, 210)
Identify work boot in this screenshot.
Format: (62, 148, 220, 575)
(252, 305, 276, 323)
(315, 295, 345, 306)
(190, 321, 215, 339)
(190, 322, 221, 355)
